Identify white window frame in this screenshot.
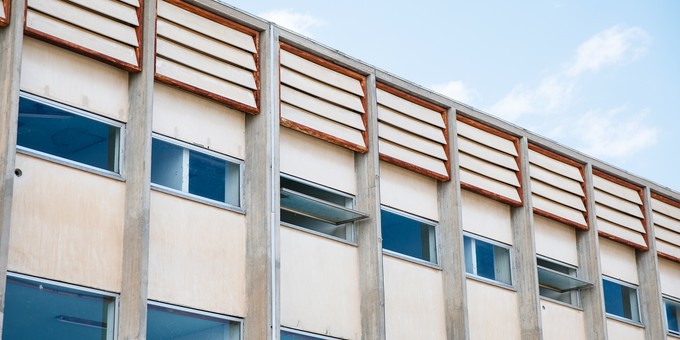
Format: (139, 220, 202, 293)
(6, 272, 119, 339)
(281, 327, 345, 340)
(536, 256, 587, 308)
(17, 92, 125, 180)
(147, 300, 243, 340)
(463, 232, 514, 288)
(664, 294, 680, 337)
(602, 275, 642, 325)
(280, 173, 363, 244)
(380, 205, 439, 267)
(151, 133, 244, 212)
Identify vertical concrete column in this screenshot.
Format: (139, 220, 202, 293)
(244, 24, 280, 340)
(638, 187, 666, 339)
(511, 137, 542, 340)
(0, 0, 25, 336)
(438, 109, 469, 340)
(579, 163, 608, 340)
(118, 0, 156, 339)
(355, 72, 386, 340)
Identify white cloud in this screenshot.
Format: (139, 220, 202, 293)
(572, 107, 658, 158)
(488, 75, 574, 121)
(564, 26, 651, 77)
(259, 9, 324, 37)
(429, 81, 477, 104)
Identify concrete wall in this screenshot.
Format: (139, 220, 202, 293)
(383, 256, 447, 340)
(9, 155, 124, 292)
(466, 279, 521, 340)
(599, 237, 639, 285)
(20, 37, 129, 122)
(380, 161, 438, 221)
(461, 190, 513, 245)
(659, 257, 680, 298)
(279, 227, 361, 339)
(534, 215, 578, 266)
(606, 318, 645, 340)
(540, 300, 586, 340)
(148, 190, 246, 316)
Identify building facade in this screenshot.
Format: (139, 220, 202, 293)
(0, 0, 679, 339)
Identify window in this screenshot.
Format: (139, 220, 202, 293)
(4, 274, 117, 339)
(603, 277, 640, 323)
(281, 328, 340, 340)
(18, 93, 122, 173)
(665, 296, 680, 336)
(464, 234, 512, 285)
(381, 207, 437, 264)
(151, 136, 242, 208)
(280, 174, 367, 241)
(536, 257, 591, 306)
(147, 302, 241, 339)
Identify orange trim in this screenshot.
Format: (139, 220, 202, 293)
(651, 192, 680, 210)
(281, 118, 368, 153)
(599, 230, 649, 251)
(658, 251, 680, 264)
(533, 208, 589, 230)
(461, 182, 523, 207)
(0, 0, 10, 26)
(376, 82, 450, 181)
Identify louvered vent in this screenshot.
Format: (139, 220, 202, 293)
(651, 194, 680, 262)
(593, 172, 647, 250)
(279, 43, 367, 152)
(528, 146, 587, 229)
(0, 0, 8, 26)
(376, 84, 449, 181)
(456, 116, 522, 205)
(155, 0, 259, 113)
(25, 0, 142, 71)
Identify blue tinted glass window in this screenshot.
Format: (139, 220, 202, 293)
(464, 235, 512, 285)
(3, 276, 116, 340)
(281, 330, 325, 340)
(151, 139, 183, 191)
(475, 239, 496, 279)
(603, 278, 640, 322)
(147, 304, 240, 340)
(381, 209, 436, 263)
(189, 151, 227, 203)
(463, 236, 474, 274)
(665, 299, 680, 334)
(18, 96, 120, 172)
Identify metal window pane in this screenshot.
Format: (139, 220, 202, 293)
(188, 150, 227, 203)
(152, 138, 184, 191)
(281, 330, 325, 340)
(281, 188, 367, 225)
(537, 267, 591, 292)
(381, 209, 436, 263)
(603, 278, 640, 322)
(147, 304, 240, 340)
(665, 298, 680, 335)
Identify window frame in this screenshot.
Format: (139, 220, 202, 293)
(536, 256, 590, 308)
(147, 300, 243, 340)
(281, 327, 345, 340)
(664, 294, 680, 337)
(6, 272, 120, 339)
(380, 205, 440, 267)
(280, 173, 364, 244)
(463, 232, 514, 288)
(151, 133, 244, 213)
(17, 92, 126, 180)
(602, 275, 642, 325)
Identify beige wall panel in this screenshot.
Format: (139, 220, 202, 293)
(533, 195, 587, 226)
(282, 86, 364, 130)
(9, 155, 124, 292)
(157, 19, 255, 71)
(379, 140, 447, 178)
(383, 256, 447, 340)
(280, 128, 356, 195)
(281, 103, 366, 148)
(597, 219, 646, 248)
(157, 0, 255, 53)
(117, 0, 139, 8)
(534, 215, 578, 266)
(654, 212, 680, 231)
(606, 319, 645, 340)
(659, 258, 680, 298)
(457, 121, 517, 156)
(21, 37, 129, 122)
(377, 89, 444, 128)
(596, 204, 645, 233)
(148, 191, 246, 316)
(599, 237, 639, 284)
(657, 240, 680, 260)
(467, 279, 521, 340)
(461, 190, 513, 245)
(459, 137, 518, 170)
(593, 175, 642, 204)
(595, 190, 644, 218)
(153, 83, 246, 159)
(528, 150, 583, 182)
(459, 153, 519, 187)
(531, 180, 585, 211)
(280, 227, 361, 339)
(67, 0, 139, 26)
(380, 161, 438, 221)
(378, 122, 447, 160)
(378, 105, 445, 143)
(652, 197, 680, 220)
(281, 68, 364, 113)
(281, 50, 363, 96)
(540, 300, 586, 340)
(0, 3, 5, 20)
(26, 10, 138, 65)
(530, 165, 584, 197)
(460, 169, 521, 204)
(655, 226, 680, 245)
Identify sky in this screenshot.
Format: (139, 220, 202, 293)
(222, 0, 680, 192)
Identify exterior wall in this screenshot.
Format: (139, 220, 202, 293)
(148, 190, 246, 316)
(534, 215, 578, 266)
(540, 300, 586, 340)
(599, 237, 639, 284)
(280, 227, 361, 339)
(380, 161, 438, 220)
(461, 190, 513, 245)
(383, 256, 447, 340)
(20, 37, 129, 122)
(280, 127, 356, 194)
(9, 154, 124, 292)
(607, 318, 645, 340)
(659, 258, 680, 298)
(467, 279, 521, 340)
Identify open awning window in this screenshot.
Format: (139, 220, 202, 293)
(537, 266, 592, 293)
(281, 188, 368, 225)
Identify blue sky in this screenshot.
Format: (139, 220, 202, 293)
(223, 0, 680, 192)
